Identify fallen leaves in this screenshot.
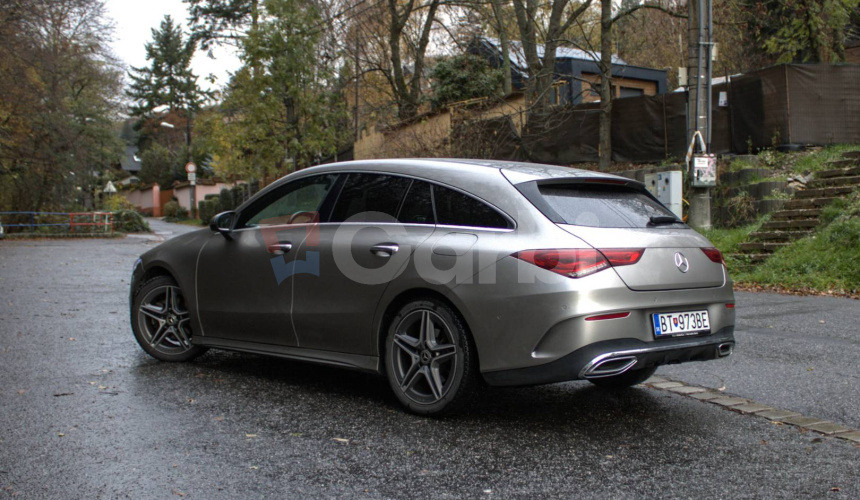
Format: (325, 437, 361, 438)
(733, 282, 860, 300)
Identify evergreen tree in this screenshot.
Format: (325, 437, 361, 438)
(127, 15, 205, 117)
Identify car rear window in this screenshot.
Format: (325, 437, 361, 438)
(537, 183, 677, 228)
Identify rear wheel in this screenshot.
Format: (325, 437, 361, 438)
(588, 366, 657, 389)
(131, 276, 207, 362)
(384, 299, 479, 416)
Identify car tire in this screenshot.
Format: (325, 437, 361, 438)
(384, 299, 479, 416)
(131, 275, 207, 362)
(588, 366, 657, 389)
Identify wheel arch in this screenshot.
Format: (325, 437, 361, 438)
(374, 287, 479, 373)
(132, 263, 177, 299)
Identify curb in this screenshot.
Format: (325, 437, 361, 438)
(643, 376, 860, 445)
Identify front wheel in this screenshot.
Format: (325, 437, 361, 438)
(131, 275, 207, 362)
(384, 299, 479, 416)
(588, 366, 657, 389)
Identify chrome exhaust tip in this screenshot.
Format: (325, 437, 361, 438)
(583, 356, 638, 378)
(717, 343, 733, 357)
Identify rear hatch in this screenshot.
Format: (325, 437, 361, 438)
(516, 179, 725, 291)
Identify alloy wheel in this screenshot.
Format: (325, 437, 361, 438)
(391, 309, 459, 404)
(136, 285, 194, 355)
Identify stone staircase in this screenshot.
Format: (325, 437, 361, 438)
(734, 151, 860, 263)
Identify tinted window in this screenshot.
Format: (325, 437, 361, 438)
(538, 184, 677, 228)
(240, 174, 337, 228)
(433, 185, 509, 229)
(397, 180, 434, 224)
(330, 173, 411, 223)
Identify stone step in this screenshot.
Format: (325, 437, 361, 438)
(771, 208, 822, 220)
(749, 230, 813, 241)
(760, 219, 820, 230)
(826, 159, 859, 168)
(783, 197, 840, 209)
(738, 242, 790, 252)
(842, 151, 860, 160)
(794, 186, 855, 199)
(815, 166, 860, 179)
(807, 176, 860, 189)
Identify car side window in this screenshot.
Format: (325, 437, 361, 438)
(397, 180, 435, 224)
(329, 173, 412, 223)
(433, 185, 510, 229)
(239, 174, 338, 228)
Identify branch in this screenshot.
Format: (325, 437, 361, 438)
(560, 0, 595, 35)
(610, 2, 687, 26)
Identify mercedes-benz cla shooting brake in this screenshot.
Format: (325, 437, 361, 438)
(130, 159, 735, 415)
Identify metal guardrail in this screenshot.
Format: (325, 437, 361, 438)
(0, 211, 113, 234)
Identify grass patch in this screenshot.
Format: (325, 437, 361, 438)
(701, 224, 759, 254)
(742, 217, 860, 292)
(793, 144, 860, 174)
(710, 193, 860, 295)
(171, 218, 205, 226)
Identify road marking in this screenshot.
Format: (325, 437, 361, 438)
(643, 376, 860, 445)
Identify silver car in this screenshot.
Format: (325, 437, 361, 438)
(130, 159, 735, 415)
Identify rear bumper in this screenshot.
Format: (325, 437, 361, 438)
(482, 326, 735, 387)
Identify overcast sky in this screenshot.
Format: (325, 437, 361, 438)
(105, 0, 241, 92)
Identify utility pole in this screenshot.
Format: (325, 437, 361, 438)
(686, 0, 714, 229)
(354, 26, 360, 142)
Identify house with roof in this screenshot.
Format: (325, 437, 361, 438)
(469, 37, 668, 105)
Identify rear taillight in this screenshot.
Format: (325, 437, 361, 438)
(701, 247, 725, 265)
(514, 248, 644, 279)
(601, 248, 645, 266)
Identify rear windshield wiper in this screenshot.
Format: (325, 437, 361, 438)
(648, 216, 681, 226)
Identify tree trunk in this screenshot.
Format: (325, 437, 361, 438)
(598, 0, 613, 171)
(490, 0, 512, 96)
(387, 0, 438, 121)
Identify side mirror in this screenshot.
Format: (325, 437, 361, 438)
(210, 211, 236, 240)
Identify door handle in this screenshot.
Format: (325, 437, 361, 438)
(268, 242, 292, 255)
(370, 244, 399, 258)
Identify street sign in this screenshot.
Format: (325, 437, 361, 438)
(185, 162, 196, 174)
(103, 181, 117, 193)
(188, 172, 197, 185)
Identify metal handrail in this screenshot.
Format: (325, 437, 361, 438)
(0, 211, 113, 234)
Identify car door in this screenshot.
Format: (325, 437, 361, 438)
(195, 173, 340, 346)
(291, 173, 437, 354)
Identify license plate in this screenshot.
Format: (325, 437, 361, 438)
(653, 310, 710, 337)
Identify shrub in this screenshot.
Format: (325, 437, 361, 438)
(113, 210, 151, 233)
(220, 188, 235, 211)
(102, 195, 138, 212)
(163, 200, 180, 218)
(198, 198, 221, 225)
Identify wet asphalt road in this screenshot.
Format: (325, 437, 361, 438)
(0, 222, 857, 499)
